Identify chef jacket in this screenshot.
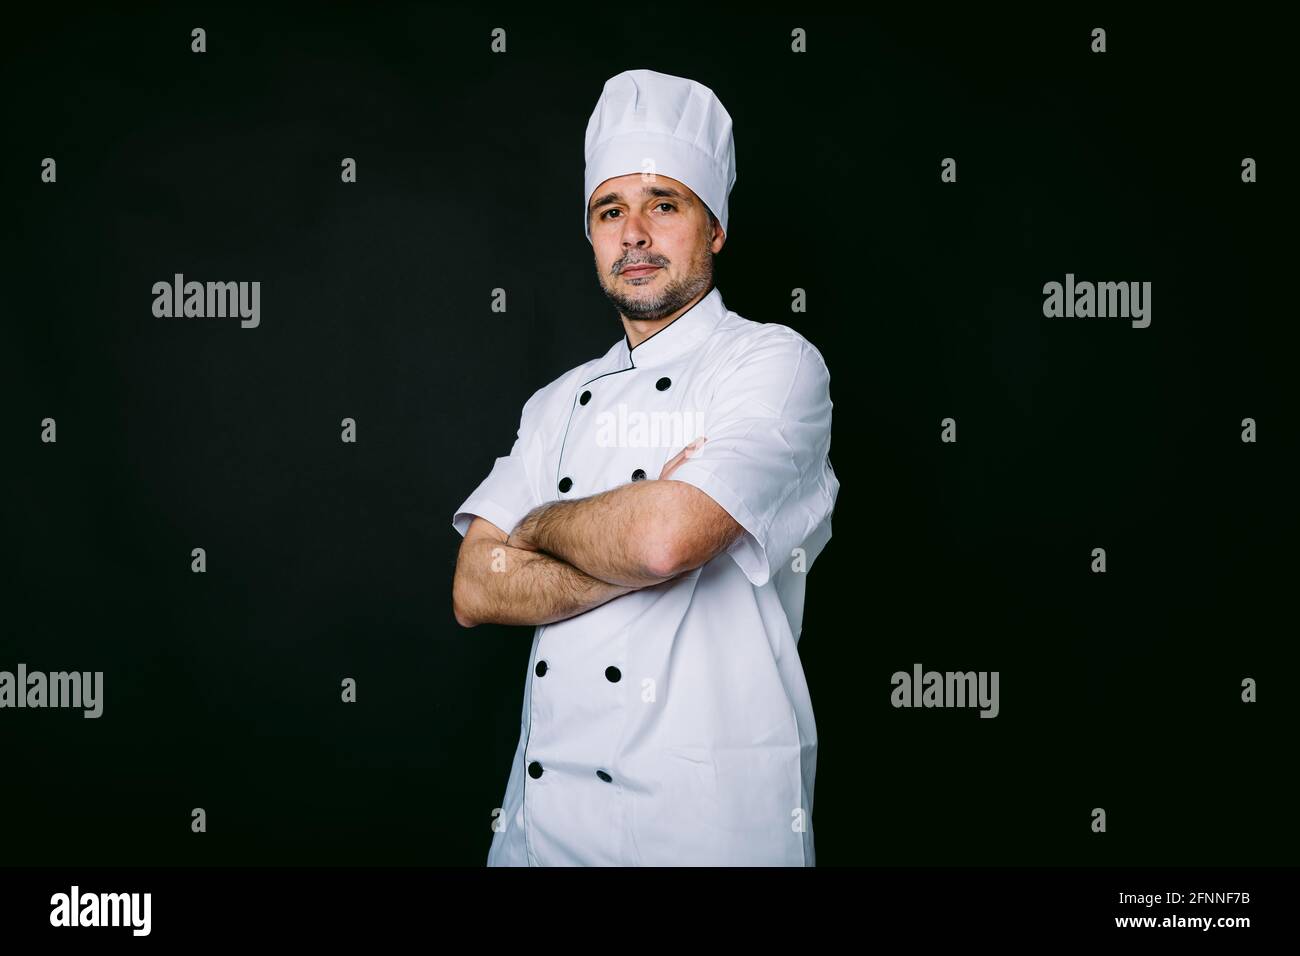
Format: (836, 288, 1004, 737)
(452, 285, 839, 866)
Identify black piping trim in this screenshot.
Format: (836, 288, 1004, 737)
(582, 364, 637, 387)
(521, 626, 542, 866)
(557, 364, 638, 488)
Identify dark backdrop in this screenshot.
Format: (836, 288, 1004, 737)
(2, 6, 1294, 866)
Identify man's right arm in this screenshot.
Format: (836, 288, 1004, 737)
(452, 516, 639, 628)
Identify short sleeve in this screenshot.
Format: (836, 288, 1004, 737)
(451, 389, 546, 538)
(667, 330, 839, 587)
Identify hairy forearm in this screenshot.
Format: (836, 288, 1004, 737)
(453, 535, 637, 627)
(509, 482, 681, 588)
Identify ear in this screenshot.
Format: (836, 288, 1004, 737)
(704, 213, 725, 252)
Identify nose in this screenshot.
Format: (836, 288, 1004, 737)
(619, 208, 653, 247)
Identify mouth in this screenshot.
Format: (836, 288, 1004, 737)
(620, 264, 662, 278)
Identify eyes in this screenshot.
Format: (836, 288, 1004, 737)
(598, 201, 677, 222)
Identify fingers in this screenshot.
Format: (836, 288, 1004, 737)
(659, 436, 707, 480)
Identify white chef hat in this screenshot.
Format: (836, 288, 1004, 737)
(583, 68, 736, 244)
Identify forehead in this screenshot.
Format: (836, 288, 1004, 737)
(588, 173, 698, 209)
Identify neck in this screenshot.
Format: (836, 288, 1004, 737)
(621, 285, 712, 349)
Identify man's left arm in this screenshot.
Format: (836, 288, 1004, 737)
(509, 330, 836, 590)
(507, 465, 743, 588)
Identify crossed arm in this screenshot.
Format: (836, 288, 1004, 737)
(452, 446, 745, 627)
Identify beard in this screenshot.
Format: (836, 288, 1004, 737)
(597, 248, 714, 322)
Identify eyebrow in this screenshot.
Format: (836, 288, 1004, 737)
(589, 184, 694, 216)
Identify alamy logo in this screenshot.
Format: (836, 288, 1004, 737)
(50, 885, 151, 936)
(890, 663, 1000, 718)
(152, 273, 260, 328)
(1042, 273, 1151, 328)
(0, 664, 103, 718)
(595, 403, 705, 449)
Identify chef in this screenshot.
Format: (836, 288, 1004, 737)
(451, 68, 840, 866)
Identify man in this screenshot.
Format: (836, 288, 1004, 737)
(451, 68, 840, 866)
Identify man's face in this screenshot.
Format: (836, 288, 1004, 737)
(588, 173, 726, 323)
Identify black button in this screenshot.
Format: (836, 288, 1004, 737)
(631, 469, 646, 481)
(558, 476, 572, 493)
(656, 377, 671, 391)
(580, 390, 591, 405)
(528, 761, 544, 779)
(605, 666, 621, 682)
(535, 660, 548, 677)
(596, 770, 612, 783)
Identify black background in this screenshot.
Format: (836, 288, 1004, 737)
(3, 5, 1295, 866)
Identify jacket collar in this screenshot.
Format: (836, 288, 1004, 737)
(616, 286, 728, 370)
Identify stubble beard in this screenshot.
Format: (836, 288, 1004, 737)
(598, 247, 714, 323)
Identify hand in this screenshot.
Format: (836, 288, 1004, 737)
(659, 437, 707, 480)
